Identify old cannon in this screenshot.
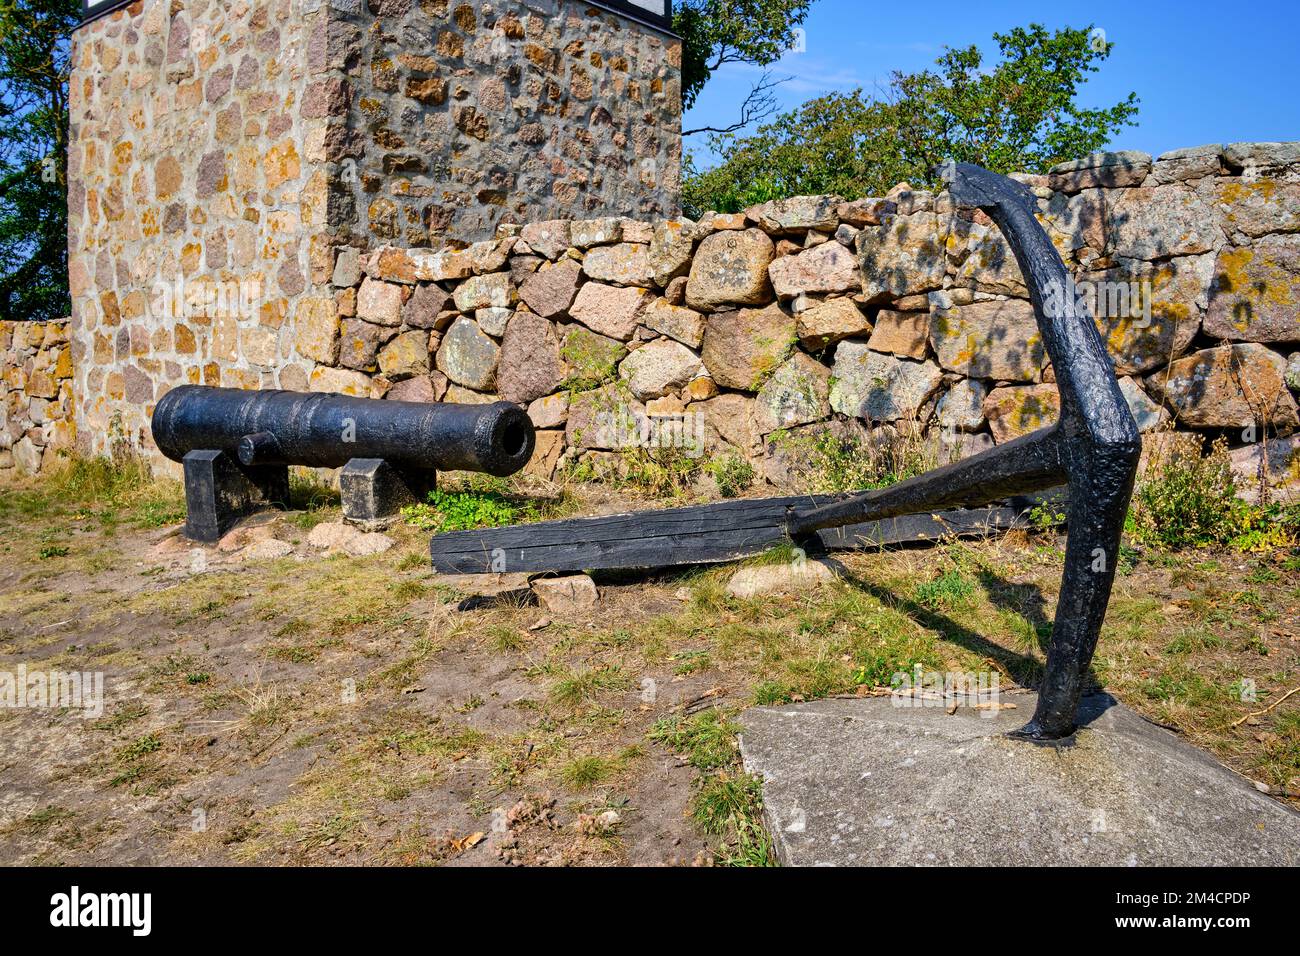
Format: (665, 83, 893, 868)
(427, 163, 1141, 741)
(152, 386, 535, 542)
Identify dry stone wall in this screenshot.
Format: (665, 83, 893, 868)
(64, 132, 1300, 501)
(288, 142, 1300, 500)
(0, 321, 76, 475)
(68, 0, 327, 457)
(337, 0, 682, 246)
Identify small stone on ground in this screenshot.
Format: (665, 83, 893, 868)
(305, 521, 393, 556)
(726, 557, 839, 598)
(531, 573, 600, 612)
(344, 532, 395, 556)
(242, 539, 294, 560)
(307, 521, 359, 550)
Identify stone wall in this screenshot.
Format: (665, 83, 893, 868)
(66, 0, 680, 463)
(68, 0, 326, 458)
(0, 321, 76, 475)
(67, 138, 1300, 501)
(337, 0, 681, 246)
(261, 142, 1300, 498)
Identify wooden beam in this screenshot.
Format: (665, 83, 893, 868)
(427, 493, 1056, 574)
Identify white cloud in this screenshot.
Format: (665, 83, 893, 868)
(719, 57, 880, 97)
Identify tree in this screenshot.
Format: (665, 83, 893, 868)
(674, 0, 813, 136)
(683, 24, 1140, 217)
(0, 0, 78, 323)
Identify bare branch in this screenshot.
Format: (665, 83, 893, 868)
(683, 71, 786, 137)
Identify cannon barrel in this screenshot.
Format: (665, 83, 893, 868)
(151, 385, 535, 477)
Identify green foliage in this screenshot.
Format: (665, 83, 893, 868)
(752, 679, 793, 705)
(673, 0, 812, 111)
(400, 487, 530, 533)
(850, 649, 903, 689)
(1131, 437, 1239, 549)
(913, 569, 976, 611)
(1027, 500, 1067, 532)
(1131, 436, 1298, 553)
(648, 709, 739, 771)
(0, 0, 78, 321)
(706, 453, 755, 498)
(795, 429, 881, 492)
(623, 446, 703, 497)
(683, 23, 1139, 216)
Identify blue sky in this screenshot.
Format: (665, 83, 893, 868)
(682, 0, 1300, 166)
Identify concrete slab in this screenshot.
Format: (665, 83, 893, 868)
(738, 692, 1300, 866)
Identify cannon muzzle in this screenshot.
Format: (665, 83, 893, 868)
(152, 385, 535, 477)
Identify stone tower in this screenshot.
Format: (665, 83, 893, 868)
(67, 0, 681, 459)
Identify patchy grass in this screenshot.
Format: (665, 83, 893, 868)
(648, 709, 739, 772)
(692, 773, 774, 867)
(648, 708, 772, 866)
(560, 753, 622, 789)
(288, 470, 341, 530)
(0, 453, 186, 532)
(1, 459, 1297, 866)
(549, 666, 633, 708)
(913, 568, 977, 610)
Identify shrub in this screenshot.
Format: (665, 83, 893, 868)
(1130, 435, 1298, 552)
(401, 487, 530, 532)
(1131, 436, 1238, 549)
(565, 445, 704, 499)
(773, 423, 935, 494)
(707, 454, 756, 498)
